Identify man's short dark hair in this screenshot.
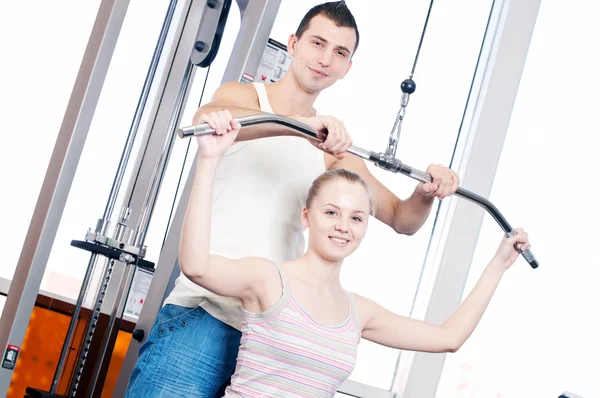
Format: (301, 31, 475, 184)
(295, 1, 360, 54)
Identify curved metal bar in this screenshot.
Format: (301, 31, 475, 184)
(178, 114, 538, 269)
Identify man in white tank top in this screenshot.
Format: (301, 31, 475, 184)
(125, 2, 459, 396)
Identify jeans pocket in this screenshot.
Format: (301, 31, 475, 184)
(156, 303, 205, 326)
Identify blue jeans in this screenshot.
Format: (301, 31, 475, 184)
(124, 304, 242, 397)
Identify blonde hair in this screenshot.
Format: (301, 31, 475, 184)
(306, 169, 376, 216)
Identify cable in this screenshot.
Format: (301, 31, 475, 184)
(410, 0, 435, 80)
(160, 64, 212, 251)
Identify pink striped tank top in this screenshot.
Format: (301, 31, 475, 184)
(223, 264, 361, 397)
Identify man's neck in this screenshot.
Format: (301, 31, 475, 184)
(268, 73, 319, 117)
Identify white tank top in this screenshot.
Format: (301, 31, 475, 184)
(164, 83, 326, 330)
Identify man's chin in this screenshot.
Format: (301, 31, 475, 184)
(302, 79, 334, 94)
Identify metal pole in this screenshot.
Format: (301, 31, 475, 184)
(133, 62, 195, 249)
(50, 254, 100, 393)
(88, 262, 136, 394)
(98, 0, 180, 236)
(67, 258, 115, 396)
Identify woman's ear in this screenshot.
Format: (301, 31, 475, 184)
(301, 206, 309, 229)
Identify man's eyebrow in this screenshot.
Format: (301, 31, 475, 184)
(310, 35, 351, 54)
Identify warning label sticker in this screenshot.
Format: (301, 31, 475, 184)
(2, 344, 20, 370)
(241, 72, 255, 84)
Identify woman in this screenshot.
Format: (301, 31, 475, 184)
(179, 122, 531, 397)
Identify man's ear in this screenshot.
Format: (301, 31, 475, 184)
(341, 59, 353, 79)
(288, 34, 299, 56)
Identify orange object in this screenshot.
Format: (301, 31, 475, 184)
(8, 305, 134, 397)
(8, 307, 70, 398)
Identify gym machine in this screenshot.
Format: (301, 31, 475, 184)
(0, 0, 544, 397)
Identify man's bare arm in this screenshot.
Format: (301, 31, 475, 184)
(192, 82, 354, 159)
(328, 155, 459, 235)
(192, 81, 300, 142)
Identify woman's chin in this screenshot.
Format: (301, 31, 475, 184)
(319, 246, 356, 263)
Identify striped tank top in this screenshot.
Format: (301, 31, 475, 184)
(223, 265, 361, 397)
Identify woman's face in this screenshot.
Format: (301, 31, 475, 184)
(303, 179, 371, 262)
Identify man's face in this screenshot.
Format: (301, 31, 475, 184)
(288, 14, 356, 94)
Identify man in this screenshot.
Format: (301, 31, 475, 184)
(125, 2, 459, 396)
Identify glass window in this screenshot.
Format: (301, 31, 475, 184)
(36, 0, 173, 298)
(436, 1, 600, 397)
(0, 295, 6, 317)
(0, 0, 102, 282)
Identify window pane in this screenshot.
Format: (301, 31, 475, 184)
(0, 0, 101, 282)
(437, 1, 600, 397)
(0, 295, 6, 318)
(38, 0, 172, 298)
(270, 0, 493, 389)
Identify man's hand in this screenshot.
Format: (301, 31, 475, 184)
(293, 115, 353, 160)
(417, 164, 460, 199)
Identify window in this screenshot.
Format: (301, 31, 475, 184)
(436, 1, 600, 396)
(33, 1, 174, 299)
(0, 0, 102, 283)
(0, 295, 6, 317)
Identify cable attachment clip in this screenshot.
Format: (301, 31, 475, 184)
(384, 78, 416, 159)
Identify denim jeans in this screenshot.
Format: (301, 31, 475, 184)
(124, 304, 242, 397)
